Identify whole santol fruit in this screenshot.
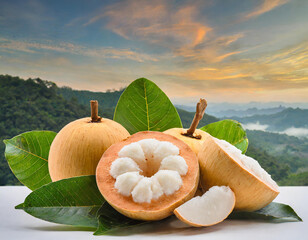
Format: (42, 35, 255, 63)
(48, 100, 130, 181)
(164, 99, 211, 156)
(96, 131, 199, 221)
(198, 136, 279, 211)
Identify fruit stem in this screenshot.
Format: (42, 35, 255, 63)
(90, 100, 101, 122)
(182, 98, 207, 139)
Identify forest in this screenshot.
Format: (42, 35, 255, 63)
(0, 74, 307, 186)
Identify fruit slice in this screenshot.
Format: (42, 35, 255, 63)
(96, 131, 199, 221)
(164, 99, 211, 155)
(48, 101, 130, 181)
(174, 186, 235, 227)
(198, 136, 279, 211)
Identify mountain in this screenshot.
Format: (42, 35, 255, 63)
(0, 74, 307, 186)
(177, 108, 219, 128)
(59, 86, 220, 127)
(245, 145, 290, 182)
(246, 130, 308, 173)
(58, 86, 124, 108)
(0, 74, 219, 186)
(175, 104, 196, 112)
(0, 75, 91, 185)
(203, 102, 308, 117)
(234, 108, 308, 131)
(212, 106, 286, 118)
(279, 172, 308, 186)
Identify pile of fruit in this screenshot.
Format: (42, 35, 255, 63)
(4, 78, 301, 235)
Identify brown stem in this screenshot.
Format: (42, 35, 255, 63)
(182, 98, 207, 139)
(90, 100, 101, 122)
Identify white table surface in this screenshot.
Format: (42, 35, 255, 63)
(0, 186, 307, 240)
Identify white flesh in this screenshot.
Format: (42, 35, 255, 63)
(110, 157, 141, 178)
(160, 155, 188, 175)
(174, 186, 235, 226)
(118, 142, 146, 170)
(110, 139, 188, 203)
(114, 172, 143, 196)
(214, 138, 278, 189)
(131, 177, 153, 203)
(153, 141, 180, 161)
(153, 170, 182, 195)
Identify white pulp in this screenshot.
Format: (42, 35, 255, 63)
(214, 138, 279, 189)
(110, 157, 141, 178)
(175, 186, 235, 226)
(110, 138, 188, 203)
(114, 172, 142, 196)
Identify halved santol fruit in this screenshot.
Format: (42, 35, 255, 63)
(164, 98, 211, 156)
(198, 136, 279, 211)
(48, 100, 130, 181)
(96, 131, 199, 221)
(174, 186, 235, 227)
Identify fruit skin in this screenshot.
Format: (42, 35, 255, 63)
(96, 131, 199, 221)
(48, 117, 130, 181)
(198, 136, 279, 211)
(164, 128, 210, 155)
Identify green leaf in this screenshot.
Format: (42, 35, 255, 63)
(200, 119, 248, 153)
(4, 131, 56, 190)
(15, 203, 24, 209)
(228, 202, 302, 222)
(17, 175, 105, 228)
(114, 78, 182, 134)
(94, 202, 146, 235)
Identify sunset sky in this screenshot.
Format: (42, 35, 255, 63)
(0, 0, 307, 104)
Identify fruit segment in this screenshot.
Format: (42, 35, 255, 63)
(174, 186, 235, 227)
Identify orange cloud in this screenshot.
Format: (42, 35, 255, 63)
(175, 33, 245, 63)
(159, 40, 308, 95)
(0, 38, 158, 62)
(243, 0, 289, 20)
(85, 1, 247, 64)
(87, 0, 212, 49)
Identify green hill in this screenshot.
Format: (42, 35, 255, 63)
(177, 108, 219, 128)
(57, 87, 123, 119)
(58, 85, 220, 127)
(245, 146, 290, 182)
(0, 74, 307, 186)
(235, 108, 308, 131)
(246, 130, 308, 173)
(0, 75, 91, 185)
(279, 172, 308, 186)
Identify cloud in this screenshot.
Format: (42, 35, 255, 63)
(0, 54, 133, 92)
(87, 0, 212, 49)
(242, 124, 308, 138)
(243, 0, 289, 20)
(174, 33, 246, 63)
(243, 122, 269, 131)
(1, 0, 306, 104)
(168, 40, 308, 90)
(0, 38, 158, 62)
(85, 1, 249, 65)
(281, 127, 308, 138)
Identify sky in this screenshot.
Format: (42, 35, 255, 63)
(0, 0, 307, 104)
